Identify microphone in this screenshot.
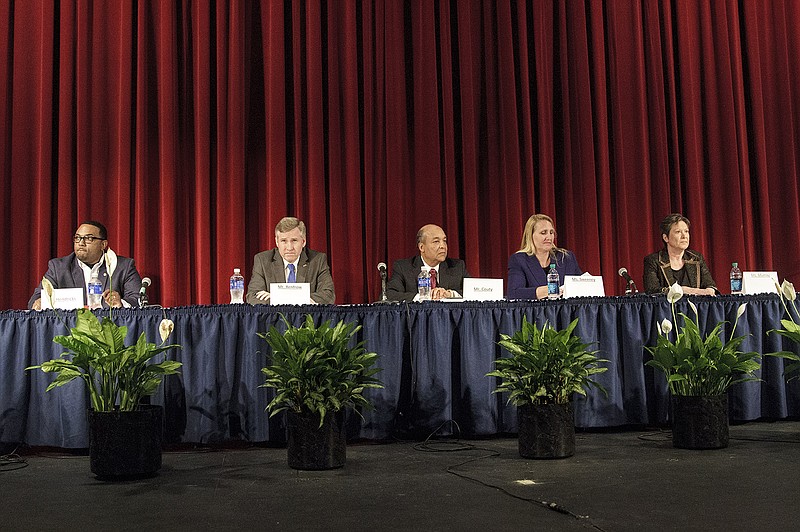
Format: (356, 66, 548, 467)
(618, 268, 638, 294)
(139, 277, 152, 296)
(377, 262, 388, 302)
(138, 277, 152, 308)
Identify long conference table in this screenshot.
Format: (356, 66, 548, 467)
(2, 294, 799, 448)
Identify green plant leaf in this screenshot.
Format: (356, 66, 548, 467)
(258, 314, 384, 422)
(28, 308, 181, 411)
(647, 299, 761, 395)
(489, 317, 607, 406)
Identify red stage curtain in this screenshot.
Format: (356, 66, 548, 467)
(2, 0, 800, 309)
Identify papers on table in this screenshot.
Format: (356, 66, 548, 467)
(461, 278, 504, 301)
(742, 271, 779, 295)
(269, 283, 311, 305)
(563, 273, 605, 298)
(41, 288, 84, 310)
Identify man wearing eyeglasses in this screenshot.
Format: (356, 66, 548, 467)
(28, 221, 143, 310)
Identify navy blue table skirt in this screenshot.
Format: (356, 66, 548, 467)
(2, 295, 799, 447)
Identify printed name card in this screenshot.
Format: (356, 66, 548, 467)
(41, 288, 85, 310)
(462, 278, 504, 301)
(270, 283, 311, 305)
(563, 273, 606, 299)
(742, 271, 779, 295)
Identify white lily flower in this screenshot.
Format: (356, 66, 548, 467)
(688, 300, 698, 318)
(42, 277, 54, 299)
(666, 283, 683, 304)
(159, 319, 175, 343)
(660, 319, 673, 335)
(736, 302, 747, 319)
(41, 277, 54, 308)
(781, 280, 796, 302)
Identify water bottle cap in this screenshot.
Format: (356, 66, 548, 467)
(550, 264, 556, 269)
(234, 268, 240, 274)
(731, 262, 738, 268)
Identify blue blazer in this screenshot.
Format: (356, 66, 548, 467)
(507, 250, 582, 299)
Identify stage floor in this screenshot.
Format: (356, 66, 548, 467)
(3, 421, 799, 531)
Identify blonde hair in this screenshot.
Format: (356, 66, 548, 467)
(517, 214, 568, 258)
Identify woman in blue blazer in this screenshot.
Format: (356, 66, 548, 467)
(507, 214, 582, 299)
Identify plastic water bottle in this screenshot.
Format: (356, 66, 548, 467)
(547, 264, 560, 300)
(230, 268, 245, 304)
(417, 269, 431, 301)
(87, 272, 103, 309)
(730, 262, 742, 295)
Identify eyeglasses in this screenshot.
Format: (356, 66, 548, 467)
(73, 235, 104, 244)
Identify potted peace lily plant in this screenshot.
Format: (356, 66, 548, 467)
(767, 280, 800, 379)
(646, 283, 760, 449)
(27, 272, 181, 478)
(258, 315, 383, 470)
(488, 317, 607, 459)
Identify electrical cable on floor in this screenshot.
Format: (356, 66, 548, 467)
(1, 446, 29, 472)
(445, 453, 607, 531)
(729, 434, 800, 444)
(412, 420, 606, 531)
(162, 445, 218, 454)
(413, 420, 476, 452)
(636, 428, 671, 442)
(636, 427, 800, 445)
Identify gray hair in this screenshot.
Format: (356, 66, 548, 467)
(416, 224, 443, 245)
(275, 217, 306, 238)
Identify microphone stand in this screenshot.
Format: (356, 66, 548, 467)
(138, 292, 149, 309)
(625, 281, 638, 295)
(379, 273, 388, 302)
(373, 265, 395, 304)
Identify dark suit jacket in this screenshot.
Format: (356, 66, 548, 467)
(246, 248, 335, 305)
(643, 248, 718, 294)
(507, 250, 582, 300)
(28, 252, 142, 309)
(386, 256, 469, 302)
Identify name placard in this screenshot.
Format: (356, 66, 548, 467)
(563, 273, 606, 298)
(41, 288, 85, 310)
(270, 283, 311, 305)
(742, 271, 779, 295)
(462, 278, 504, 301)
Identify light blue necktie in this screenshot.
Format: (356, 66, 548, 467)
(287, 264, 296, 283)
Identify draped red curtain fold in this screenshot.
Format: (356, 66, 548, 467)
(2, 0, 800, 309)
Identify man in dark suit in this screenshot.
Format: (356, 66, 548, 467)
(246, 217, 335, 305)
(28, 221, 142, 310)
(386, 224, 469, 302)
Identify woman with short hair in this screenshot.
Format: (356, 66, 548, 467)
(642, 213, 717, 295)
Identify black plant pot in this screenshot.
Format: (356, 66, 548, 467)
(670, 394, 729, 450)
(88, 405, 163, 479)
(517, 402, 575, 459)
(286, 410, 346, 470)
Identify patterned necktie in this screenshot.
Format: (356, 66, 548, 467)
(287, 264, 296, 283)
(429, 268, 437, 290)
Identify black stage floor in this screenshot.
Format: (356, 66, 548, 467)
(2, 421, 799, 531)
